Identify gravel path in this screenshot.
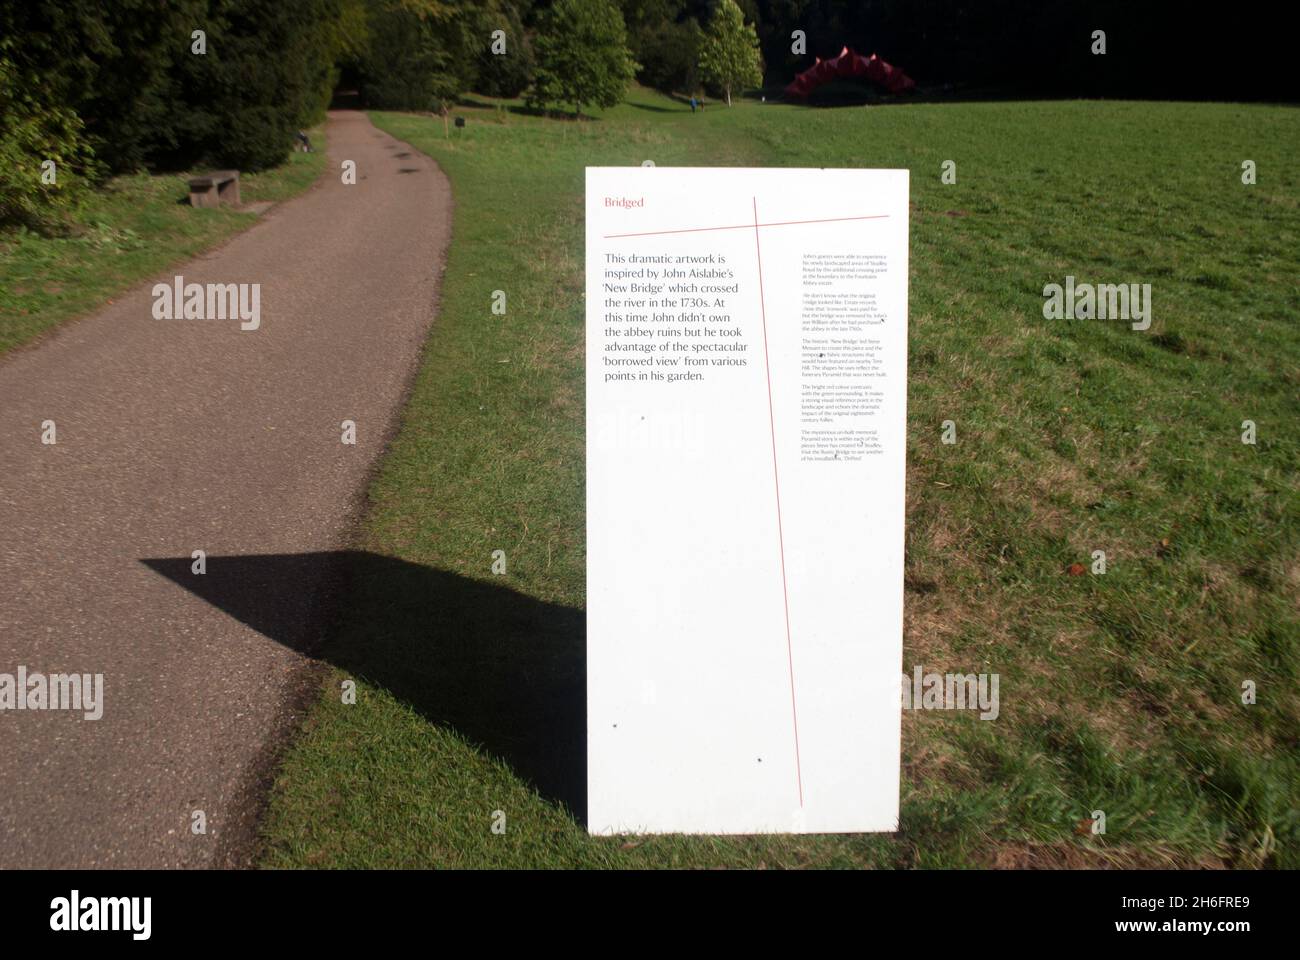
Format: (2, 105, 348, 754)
(0, 110, 451, 867)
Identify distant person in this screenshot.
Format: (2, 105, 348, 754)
(689, 96, 697, 113)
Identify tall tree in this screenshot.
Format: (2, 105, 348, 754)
(474, 1, 536, 98)
(151, 0, 352, 170)
(699, 0, 763, 105)
(620, 0, 703, 94)
(530, 0, 638, 117)
(358, 2, 469, 108)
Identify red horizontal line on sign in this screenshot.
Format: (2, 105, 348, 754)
(603, 214, 889, 239)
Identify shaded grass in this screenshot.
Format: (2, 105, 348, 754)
(260, 89, 1299, 868)
(0, 126, 326, 356)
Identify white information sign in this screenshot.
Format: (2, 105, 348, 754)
(586, 167, 908, 834)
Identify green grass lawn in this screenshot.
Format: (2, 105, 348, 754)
(259, 88, 1299, 868)
(0, 125, 326, 356)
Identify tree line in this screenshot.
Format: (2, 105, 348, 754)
(1, 0, 765, 226)
(3, 0, 354, 224)
(3, 0, 1284, 226)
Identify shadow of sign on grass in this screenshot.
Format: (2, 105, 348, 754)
(141, 551, 586, 823)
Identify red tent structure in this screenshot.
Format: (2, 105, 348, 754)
(785, 46, 915, 99)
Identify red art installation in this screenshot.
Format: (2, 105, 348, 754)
(785, 46, 916, 98)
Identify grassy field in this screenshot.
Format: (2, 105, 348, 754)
(259, 88, 1299, 868)
(0, 125, 326, 356)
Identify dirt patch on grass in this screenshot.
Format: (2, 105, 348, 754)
(985, 840, 1226, 869)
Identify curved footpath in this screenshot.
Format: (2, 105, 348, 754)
(0, 110, 452, 866)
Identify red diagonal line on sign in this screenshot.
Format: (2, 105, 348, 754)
(603, 214, 887, 239)
(752, 196, 804, 808)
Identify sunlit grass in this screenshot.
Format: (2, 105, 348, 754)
(258, 89, 1298, 868)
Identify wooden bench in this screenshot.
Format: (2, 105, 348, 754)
(188, 170, 240, 208)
